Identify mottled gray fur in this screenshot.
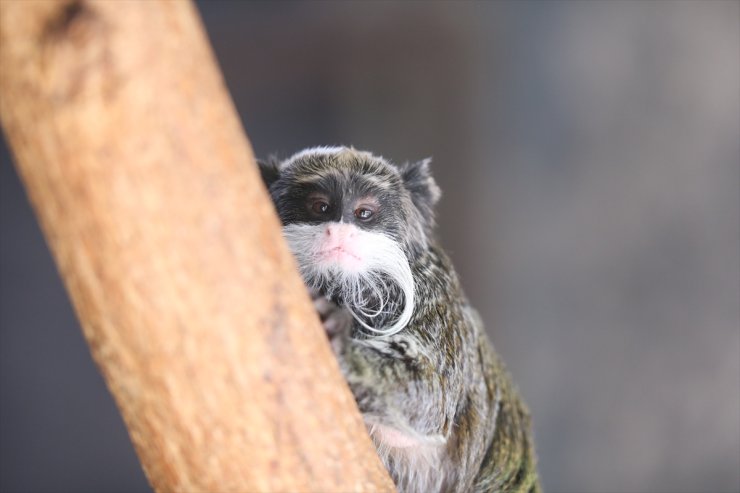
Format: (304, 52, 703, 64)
(260, 147, 540, 493)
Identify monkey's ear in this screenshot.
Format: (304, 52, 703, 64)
(399, 158, 441, 221)
(257, 157, 281, 189)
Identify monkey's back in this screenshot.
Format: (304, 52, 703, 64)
(405, 246, 540, 492)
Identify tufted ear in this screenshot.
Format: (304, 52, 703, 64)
(257, 157, 281, 190)
(398, 158, 441, 225)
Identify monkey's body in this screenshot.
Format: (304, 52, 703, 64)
(260, 147, 540, 493)
(337, 244, 539, 493)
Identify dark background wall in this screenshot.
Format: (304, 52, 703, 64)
(1, 2, 738, 492)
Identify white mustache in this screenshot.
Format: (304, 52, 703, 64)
(282, 223, 415, 336)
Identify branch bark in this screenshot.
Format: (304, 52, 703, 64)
(0, 1, 394, 491)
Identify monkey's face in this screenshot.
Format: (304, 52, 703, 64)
(260, 147, 440, 335)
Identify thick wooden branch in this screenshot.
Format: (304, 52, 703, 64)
(0, 1, 394, 491)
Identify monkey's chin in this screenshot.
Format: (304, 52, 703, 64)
(282, 223, 415, 336)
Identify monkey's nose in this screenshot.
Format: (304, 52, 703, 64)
(326, 223, 356, 239)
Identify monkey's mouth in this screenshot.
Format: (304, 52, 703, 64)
(318, 246, 362, 268)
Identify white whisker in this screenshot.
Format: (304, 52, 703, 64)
(283, 223, 415, 336)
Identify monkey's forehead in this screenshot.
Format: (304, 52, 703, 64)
(280, 146, 400, 180)
(281, 146, 365, 168)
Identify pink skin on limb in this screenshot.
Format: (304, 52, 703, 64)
(372, 423, 422, 449)
(318, 222, 365, 271)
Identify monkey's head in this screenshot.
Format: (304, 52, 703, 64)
(259, 146, 441, 335)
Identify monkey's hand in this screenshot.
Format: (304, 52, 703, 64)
(311, 291, 354, 339)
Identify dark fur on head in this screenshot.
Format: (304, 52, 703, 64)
(259, 147, 440, 261)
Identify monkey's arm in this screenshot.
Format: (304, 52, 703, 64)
(340, 332, 454, 444)
(315, 295, 455, 444)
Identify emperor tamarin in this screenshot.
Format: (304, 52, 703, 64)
(259, 147, 540, 493)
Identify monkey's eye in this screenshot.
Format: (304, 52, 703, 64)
(355, 207, 375, 221)
(311, 201, 330, 214)
(308, 197, 331, 216)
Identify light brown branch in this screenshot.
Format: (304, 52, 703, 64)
(0, 1, 394, 491)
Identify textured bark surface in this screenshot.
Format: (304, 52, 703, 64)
(0, 1, 394, 491)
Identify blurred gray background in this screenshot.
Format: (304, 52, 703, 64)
(1, 1, 738, 492)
